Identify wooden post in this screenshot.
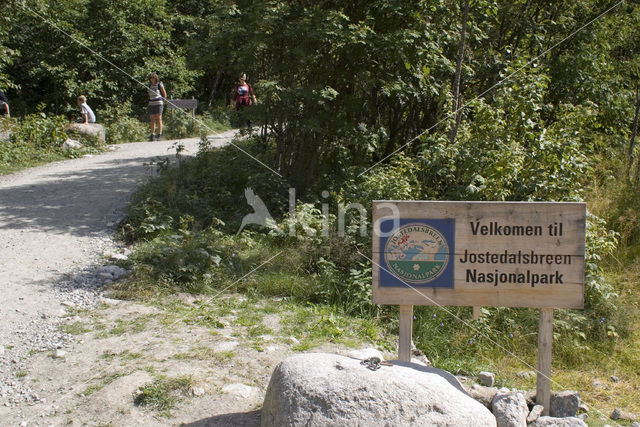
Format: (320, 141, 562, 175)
(398, 305, 413, 361)
(472, 306, 482, 320)
(536, 308, 554, 415)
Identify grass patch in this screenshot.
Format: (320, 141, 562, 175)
(120, 350, 144, 360)
(82, 371, 128, 397)
(133, 375, 193, 413)
(16, 370, 28, 378)
(60, 322, 91, 335)
(171, 346, 235, 362)
(96, 315, 152, 338)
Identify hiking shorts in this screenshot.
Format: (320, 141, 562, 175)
(148, 103, 164, 116)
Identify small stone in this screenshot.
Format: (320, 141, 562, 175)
(631, 422, 640, 427)
(468, 383, 498, 408)
(0, 346, 4, 356)
(610, 375, 619, 383)
(191, 386, 205, 397)
(611, 408, 638, 421)
(578, 403, 589, 413)
(478, 371, 495, 387)
(550, 390, 580, 417)
(61, 301, 75, 308)
(53, 350, 67, 359)
(62, 138, 83, 150)
(222, 383, 258, 399)
(527, 404, 545, 423)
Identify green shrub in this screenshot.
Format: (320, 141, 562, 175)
(0, 113, 73, 174)
(162, 109, 228, 140)
(11, 112, 68, 149)
(101, 101, 148, 144)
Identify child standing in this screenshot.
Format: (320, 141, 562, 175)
(147, 73, 167, 141)
(77, 95, 96, 124)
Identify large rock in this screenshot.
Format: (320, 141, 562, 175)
(492, 391, 528, 427)
(529, 416, 587, 427)
(261, 353, 496, 427)
(550, 390, 580, 417)
(66, 123, 105, 143)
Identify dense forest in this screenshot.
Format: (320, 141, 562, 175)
(2, 0, 640, 415)
(2, 0, 639, 192)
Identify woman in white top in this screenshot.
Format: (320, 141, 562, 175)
(148, 72, 167, 141)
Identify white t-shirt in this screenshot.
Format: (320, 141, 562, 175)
(81, 102, 96, 123)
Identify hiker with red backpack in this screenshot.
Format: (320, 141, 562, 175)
(231, 72, 257, 129)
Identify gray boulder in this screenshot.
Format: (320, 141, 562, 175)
(529, 416, 587, 427)
(550, 391, 580, 417)
(492, 391, 528, 427)
(261, 353, 496, 427)
(66, 123, 105, 144)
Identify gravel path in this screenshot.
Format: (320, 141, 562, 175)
(0, 131, 236, 409)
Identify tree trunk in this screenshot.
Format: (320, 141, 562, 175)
(627, 86, 640, 182)
(208, 71, 223, 108)
(448, 0, 470, 145)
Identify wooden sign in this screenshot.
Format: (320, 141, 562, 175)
(372, 201, 586, 415)
(372, 201, 586, 309)
(167, 98, 198, 110)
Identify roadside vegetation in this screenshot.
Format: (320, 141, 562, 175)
(0, 108, 228, 175)
(114, 133, 639, 421)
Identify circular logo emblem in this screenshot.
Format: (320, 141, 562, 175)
(384, 223, 450, 284)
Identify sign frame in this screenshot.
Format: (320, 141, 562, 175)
(372, 201, 586, 309)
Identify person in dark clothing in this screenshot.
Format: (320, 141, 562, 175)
(0, 89, 9, 118)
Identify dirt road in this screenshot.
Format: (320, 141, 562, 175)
(0, 131, 266, 426)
